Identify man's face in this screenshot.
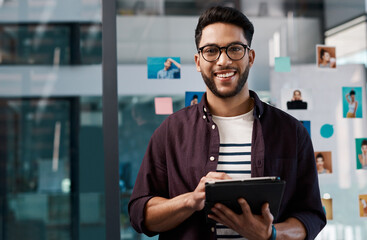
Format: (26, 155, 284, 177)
(164, 60, 172, 69)
(194, 23, 254, 98)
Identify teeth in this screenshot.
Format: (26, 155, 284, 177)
(217, 72, 235, 78)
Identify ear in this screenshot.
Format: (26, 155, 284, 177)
(194, 53, 201, 72)
(248, 49, 255, 68)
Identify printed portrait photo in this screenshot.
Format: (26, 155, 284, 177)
(281, 88, 312, 111)
(147, 57, 181, 79)
(316, 45, 336, 69)
(314, 151, 332, 174)
(321, 198, 333, 220)
(185, 91, 205, 107)
(355, 138, 367, 170)
(359, 194, 367, 217)
(342, 87, 363, 118)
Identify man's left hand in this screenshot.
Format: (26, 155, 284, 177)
(208, 198, 273, 240)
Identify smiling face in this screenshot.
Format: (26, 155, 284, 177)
(316, 157, 325, 168)
(194, 22, 254, 99)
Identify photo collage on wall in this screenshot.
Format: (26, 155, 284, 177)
(275, 44, 367, 220)
(147, 57, 182, 115)
(146, 56, 207, 113)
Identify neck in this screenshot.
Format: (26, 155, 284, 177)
(206, 88, 253, 117)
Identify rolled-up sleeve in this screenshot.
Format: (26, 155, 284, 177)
(290, 125, 326, 240)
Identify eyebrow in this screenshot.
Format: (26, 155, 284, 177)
(200, 41, 248, 47)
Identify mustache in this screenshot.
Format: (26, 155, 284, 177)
(212, 67, 239, 75)
(213, 67, 238, 71)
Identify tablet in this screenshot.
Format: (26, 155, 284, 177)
(205, 176, 286, 222)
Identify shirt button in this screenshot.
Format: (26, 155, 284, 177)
(210, 156, 215, 161)
(211, 227, 215, 232)
(203, 115, 206, 119)
(212, 125, 216, 129)
(204, 107, 207, 112)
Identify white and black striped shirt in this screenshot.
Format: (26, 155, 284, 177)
(212, 109, 254, 240)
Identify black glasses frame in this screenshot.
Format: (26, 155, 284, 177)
(198, 43, 251, 62)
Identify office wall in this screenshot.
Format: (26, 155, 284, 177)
(324, 0, 366, 29)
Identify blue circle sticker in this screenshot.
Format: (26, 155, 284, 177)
(320, 124, 334, 138)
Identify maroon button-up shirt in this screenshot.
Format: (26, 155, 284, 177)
(128, 90, 326, 240)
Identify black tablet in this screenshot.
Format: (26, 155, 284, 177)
(205, 177, 286, 222)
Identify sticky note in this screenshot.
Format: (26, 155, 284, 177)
(275, 57, 291, 72)
(320, 124, 333, 138)
(155, 97, 173, 115)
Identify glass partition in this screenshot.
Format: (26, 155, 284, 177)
(0, 1, 105, 240)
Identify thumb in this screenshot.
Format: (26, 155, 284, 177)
(262, 203, 274, 225)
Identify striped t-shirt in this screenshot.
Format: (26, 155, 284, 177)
(212, 108, 254, 240)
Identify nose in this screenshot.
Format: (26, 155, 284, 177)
(216, 49, 232, 66)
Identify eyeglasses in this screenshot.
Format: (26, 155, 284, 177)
(198, 43, 250, 62)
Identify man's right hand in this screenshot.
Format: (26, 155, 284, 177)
(188, 172, 232, 211)
(144, 171, 231, 232)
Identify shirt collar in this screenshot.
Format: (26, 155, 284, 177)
(198, 90, 264, 121)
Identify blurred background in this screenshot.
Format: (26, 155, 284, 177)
(0, 0, 367, 239)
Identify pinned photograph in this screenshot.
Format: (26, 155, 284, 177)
(314, 151, 332, 174)
(316, 45, 336, 69)
(355, 138, 367, 170)
(321, 198, 333, 220)
(342, 87, 363, 118)
(300, 120, 311, 137)
(359, 194, 367, 217)
(147, 57, 181, 79)
(185, 91, 205, 107)
(281, 88, 312, 110)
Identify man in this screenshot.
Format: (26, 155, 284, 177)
(129, 6, 326, 240)
(157, 58, 181, 79)
(190, 94, 199, 105)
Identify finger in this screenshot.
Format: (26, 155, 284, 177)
(195, 177, 207, 191)
(261, 203, 274, 225)
(206, 171, 232, 180)
(210, 204, 237, 229)
(238, 198, 252, 216)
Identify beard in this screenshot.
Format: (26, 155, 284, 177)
(201, 65, 250, 99)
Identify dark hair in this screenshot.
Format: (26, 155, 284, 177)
(293, 89, 301, 95)
(195, 6, 254, 49)
(192, 94, 198, 99)
(350, 90, 356, 96)
(320, 49, 328, 58)
(316, 153, 324, 160)
(362, 139, 367, 146)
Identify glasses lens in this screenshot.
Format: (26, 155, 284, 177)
(202, 46, 220, 61)
(227, 44, 246, 60)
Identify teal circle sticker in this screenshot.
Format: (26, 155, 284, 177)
(320, 124, 334, 138)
